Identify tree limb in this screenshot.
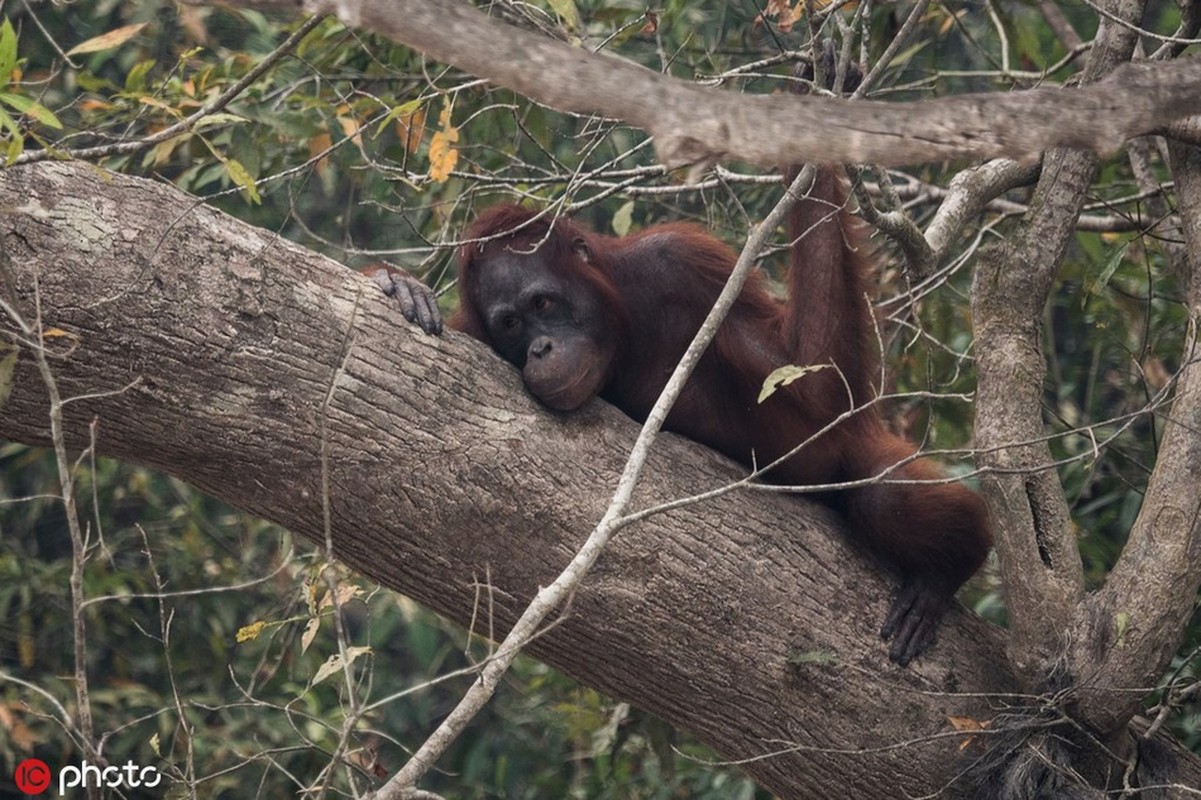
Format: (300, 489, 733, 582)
(197, 0, 1201, 169)
(1070, 139, 1201, 733)
(0, 159, 1019, 798)
(969, 0, 1146, 686)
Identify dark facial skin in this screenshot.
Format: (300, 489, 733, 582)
(471, 248, 617, 411)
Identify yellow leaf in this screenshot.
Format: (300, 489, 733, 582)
(429, 99, 460, 184)
(301, 616, 320, 654)
(224, 158, 261, 204)
(429, 130, 458, 183)
(236, 620, 267, 643)
(152, 134, 189, 167)
(338, 115, 362, 145)
(948, 715, 989, 751)
(1115, 611, 1131, 646)
(948, 715, 987, 731)
(612, 200, 634, 237)
(41, 327, 77, 340)
(396, 107, 426, 153)
(758, 363, 831, 403)
(318, 584, 363, 611)
(310, 131, 332, 175)
(939, 9, 965, 36)
(67, 23, 148, 56)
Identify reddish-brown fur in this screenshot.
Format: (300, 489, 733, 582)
(451, 167, 991, 664)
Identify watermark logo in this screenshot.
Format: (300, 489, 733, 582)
(14, 758, 51, 794)
(12, 759, 161, 796)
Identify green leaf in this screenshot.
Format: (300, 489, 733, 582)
(0, 93, 62, 129)
(1084, 240, 1129, 304)
(3, 130, 22, 164)
(224, 158, 261, 204)
(882, 40, 929, 73)
(0, 19, 17, 85)
(0, 104, 17, 134)
(758, 363, 831, 404)
(611, 200, 634, 237)
(124, 59, 156, 94)
(191, 112, 249, 131)
(76, 71, 117, 92)
(24, 102, 61, 129)
(545, 0, 583, 31)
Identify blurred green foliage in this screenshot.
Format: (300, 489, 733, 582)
(2, 0, 1200, 794)
(1, 442, 764, 798)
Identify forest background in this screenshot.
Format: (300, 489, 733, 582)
(1, 1, 1201, 798)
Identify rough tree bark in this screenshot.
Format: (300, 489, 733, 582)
(1, 165, 1198, 798)
(0, 160, 1006, 797)
(972, 0, 1139, 688)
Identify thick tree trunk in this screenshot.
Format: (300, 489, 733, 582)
(1, 162, 1197, 797)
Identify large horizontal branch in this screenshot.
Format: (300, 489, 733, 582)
(4, 163, 1201, 796)
(208, 0, 1201, 168)
(0, 161, 1019, 797)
